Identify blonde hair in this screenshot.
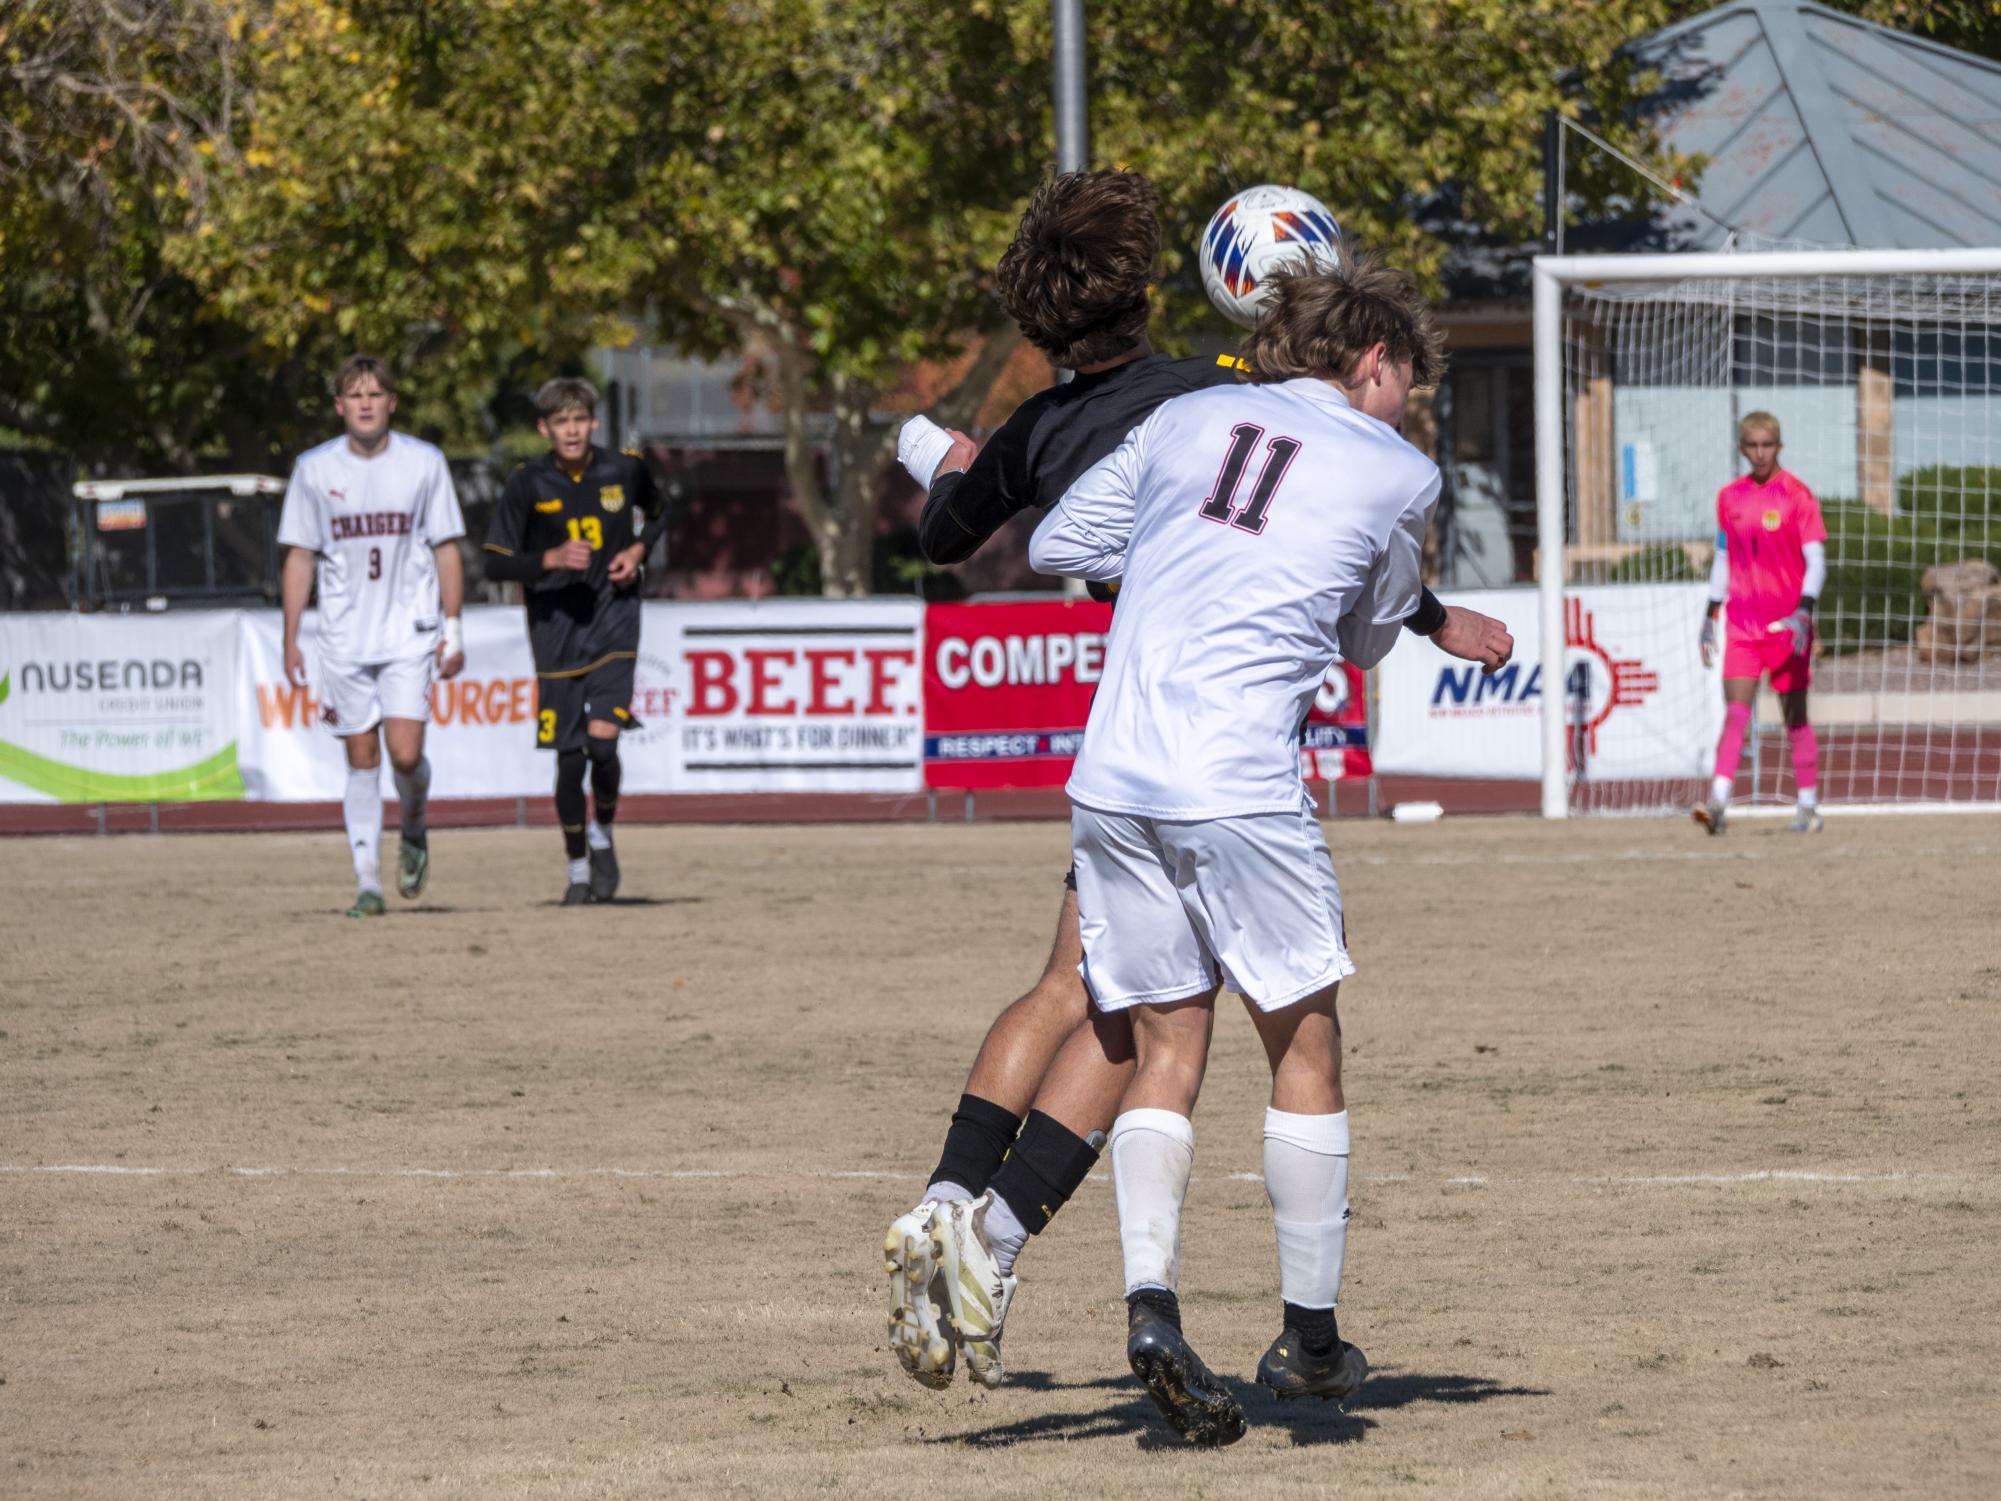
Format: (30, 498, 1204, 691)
(1738, 411, 1781, 442)
(1239, 249, 1445, 390)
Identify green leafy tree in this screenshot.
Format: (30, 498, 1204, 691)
(639, 0, 1687, 595)
(637, 1, 1045, 596)
(0, 0, 291, 468)
(169, 0, 687, 452)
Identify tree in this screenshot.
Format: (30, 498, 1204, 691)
(639, 0, 1688, 596)
(169, 0, 687, 452)
(0, 0, 290, 469)
(637, 1, 1046, 596)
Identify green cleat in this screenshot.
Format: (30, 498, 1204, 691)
(345, 889, 387, 919)
(396, 838, 429, 899)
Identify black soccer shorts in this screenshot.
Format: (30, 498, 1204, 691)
(534, 652, 640, 752)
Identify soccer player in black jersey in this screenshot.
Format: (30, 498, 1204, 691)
(483, 378, 667, 904)
(883, 170, 1513, 1393)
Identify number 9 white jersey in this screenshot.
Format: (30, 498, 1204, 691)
(277, 431, 467, 665)
(1030, 377, 1439, 820)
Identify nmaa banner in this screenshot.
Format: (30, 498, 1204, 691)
(1372, 583, 1720, 780)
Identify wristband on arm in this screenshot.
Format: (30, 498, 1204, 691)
(442, 617, 464, 657)
(1404, 586, 1447, 637)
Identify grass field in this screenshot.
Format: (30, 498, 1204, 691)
(4, 814, 1999, 1498)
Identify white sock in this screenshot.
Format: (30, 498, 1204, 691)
(1797, 787, 1818, 810)
(919, 1179, 974, 1210)
(1710, 774, 1734, 806)
(1110, 1108, 1195, 1296)
(393, 756, 431, 842)
(586, 819, 612, 851)
(345, 766, 382, 893)
(567, 856, 589, 886)
(979, 1191, 1029, 1277)
(1263, 1107, 1350, 1309)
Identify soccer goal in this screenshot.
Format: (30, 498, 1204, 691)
(1533, 248, 2001, 818)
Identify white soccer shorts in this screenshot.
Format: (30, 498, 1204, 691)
(1071, 797, 1355, 1013)
(317, 652, 434, 736)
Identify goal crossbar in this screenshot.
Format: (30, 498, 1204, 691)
(1532, 247, 2001, 818)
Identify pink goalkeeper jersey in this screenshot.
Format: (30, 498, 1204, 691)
(1717, 468, 1825, 635)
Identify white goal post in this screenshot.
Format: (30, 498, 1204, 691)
(1533, 248, 2001, 819)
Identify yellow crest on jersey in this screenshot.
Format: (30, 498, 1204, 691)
(535, 498, 564, 513)
(1762, 508, 1782, 531)
(600, 484, 626, 513)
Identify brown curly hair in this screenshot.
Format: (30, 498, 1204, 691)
(1240, 251, 1446, 390)
(994, 170, 1159, 369)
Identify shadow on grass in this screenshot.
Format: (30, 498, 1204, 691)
(935, 1367, 1549, 1450)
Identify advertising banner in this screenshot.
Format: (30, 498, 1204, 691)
(1300, 661, 1372, 783)
(631, 599, 924, 794)
(1373, 583, 1718, 780)
(922, 599, 1114, 789)
(238, 599, 924, 799)
(0, 612, 242, 802)
(237, 607, 544, 800)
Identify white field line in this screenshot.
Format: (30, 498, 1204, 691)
(1, 1164, 1985, 1189)
(1341, 843, 1997, 867)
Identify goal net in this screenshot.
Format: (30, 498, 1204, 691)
(1536, 251, 2001, 817)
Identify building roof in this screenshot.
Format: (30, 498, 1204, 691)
(1630, 0, 2001, 249)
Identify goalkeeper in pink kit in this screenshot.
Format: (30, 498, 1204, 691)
(1696, 411, 1826, 834)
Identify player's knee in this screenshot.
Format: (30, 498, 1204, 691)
(1016, 965, 1090, 1031)
(584, 734, 619, 766)
(345, 737, 382, 771)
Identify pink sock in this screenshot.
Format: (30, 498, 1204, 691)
(1714, 701, 1752, 784)
(1789, 722, 1819, 799)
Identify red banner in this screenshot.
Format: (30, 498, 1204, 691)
(1299, 660, 1373, 783)
(923, 599, 1370, 791)
(923, 599, 1113, 789)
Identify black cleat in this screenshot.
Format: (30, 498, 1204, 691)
(561, 881, 593, 906)
(588, 842, 620, 903)
(1256, 1329, 1369, 1402)
(1127, 1305, 1246, 1447)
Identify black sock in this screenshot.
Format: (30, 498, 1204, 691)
(927, 1093, 1021, 1198)
(555, 748, 588, 861)
(984, 1110, 1102, 1235)
(1284, 1301, 1339, 1357)
(586, 735, 621, 826)
(1127, 1287, 1182, 1331)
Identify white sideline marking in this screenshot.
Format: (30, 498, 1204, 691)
(1, 1164, 1982, 1189)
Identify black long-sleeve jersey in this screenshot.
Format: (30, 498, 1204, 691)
(483, 447, 667, 670)
(918, 352, 1246, 566)
(917, 349, 1449, 635)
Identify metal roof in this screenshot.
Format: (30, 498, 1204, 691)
(1630, 0, 2001, 249)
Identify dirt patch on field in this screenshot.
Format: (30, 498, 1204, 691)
(2, 815, 1998, 1497)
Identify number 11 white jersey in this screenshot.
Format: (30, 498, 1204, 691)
(1030, 376, 1440, 819)
(277, 431, 467, 665)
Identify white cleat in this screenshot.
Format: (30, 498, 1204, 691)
(935, 1192, 1018, 1389)
(1788, 807, 1824, 834)
(884, 1203, 955, 1389)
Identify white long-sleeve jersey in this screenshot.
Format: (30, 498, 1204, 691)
(1031, 377, 1439, 819)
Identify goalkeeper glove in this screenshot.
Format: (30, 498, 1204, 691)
(1698, 614, 1718, 669)
(1770, 604, 1813, 657)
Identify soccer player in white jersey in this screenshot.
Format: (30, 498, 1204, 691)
(278, 355, 468, 917)
(1020, 254, 1470, 1444)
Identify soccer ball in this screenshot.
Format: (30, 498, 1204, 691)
(1199, 185, 1343, 328)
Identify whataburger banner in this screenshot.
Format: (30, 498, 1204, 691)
(0, 600, 925, 803)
